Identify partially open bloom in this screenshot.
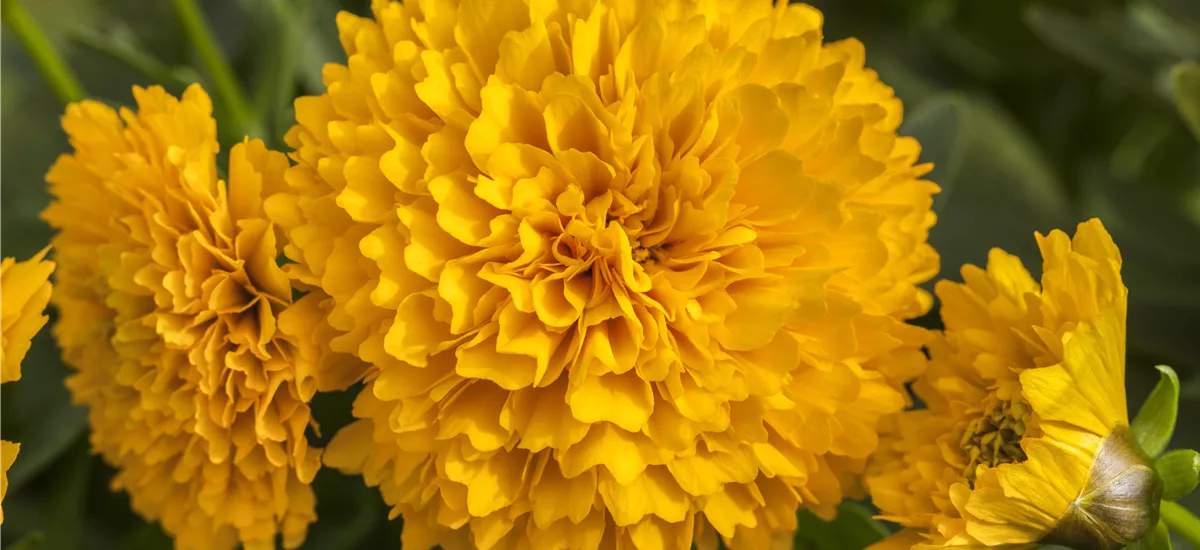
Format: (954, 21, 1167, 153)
(43, 85, 349, 549)
(866, 219, 1159, 550)
(0, 247, 55, 524)
(270, 0, 938, 547)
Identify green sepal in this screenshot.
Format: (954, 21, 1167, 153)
(1132, 365, 1180, 458)
(1155, 449, 1200, 501)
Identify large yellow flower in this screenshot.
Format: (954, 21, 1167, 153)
(269, 0, 938, 547)
(0, 247, 55, 524)
(43, 85, 354, 549)
(866, 219, 1159, 549)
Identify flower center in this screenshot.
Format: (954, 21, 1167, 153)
(960, 399, 1031, 486)
(631, 242, 666, 265)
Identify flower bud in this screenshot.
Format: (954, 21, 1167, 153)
(1046, 429, 1162, 550)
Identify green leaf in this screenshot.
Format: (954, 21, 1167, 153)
(794, 502, 889, 550)
(926, 95, 1071, 296)
(3, 405, 87, 494)
(1023, 5, 1163, 97)
(1171, 62, 1200, 143)
(1149, 0, 1200, 27)
(900, 92, 969, 213)
(1127, 519, 1173, 550)
(4, 532, 46, 550)
(248, 0, 309, 149)
(43, 440, 91, 550)
(1132, 365, 1181, 458)
(1155, 449, 1200, 500)
(67, 22, 200, 93)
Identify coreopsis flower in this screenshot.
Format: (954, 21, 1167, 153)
(43, 85, 353, 550)
(866, 219, 1160, 550)
(0, 247, 55, 524)
(269, 0, 939, 547)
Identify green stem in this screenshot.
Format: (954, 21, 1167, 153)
(1, 0, 84, 106)
(1162, 500, 1200, 548)
(69, 25, 199, 92)
(169, 0, 260, 138)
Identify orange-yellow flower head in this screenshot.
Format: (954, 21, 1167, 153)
(866, 219, 1159, 550)
(0, 247, 55, 524)
(43, 85, 347, 550)
(269, 0, 939, 547)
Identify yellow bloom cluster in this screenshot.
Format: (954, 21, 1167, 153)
(267, 0, 938, 547)
(0, 248, 55, 524)
(866, 219, 1146, 549)
(43, 85, 354, 549)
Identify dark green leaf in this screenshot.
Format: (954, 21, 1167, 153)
(1132, 365, 1181, 458)
(927, 95, 1071, 294)
(3, 407, 86, 494)
(1156, 449, 1200, 501)
(3, 532, 45, 550)
(1023, 5, 1170, 99)
(1127, 519, 1173, 550)
(67, 22, 199, 93)
(118, 523, 171, 550)
(43, 440, 91, 550)
(1149, 0, 1200, 27)
(900, 92, 969, 212)
(249, 0, 309, 149)
(1171, 62, 1200, 143)
(794, 502, 889, 550)
(297, 0, 343, 96)
(302, 466, 386, 550)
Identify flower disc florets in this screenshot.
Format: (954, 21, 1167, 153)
(44, 85, 345, 550)
(270, 1, 939, 547)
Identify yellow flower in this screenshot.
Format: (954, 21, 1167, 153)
(43, 85, 352, 550)
(866, 219, 1159, 550)
(269, 0, 938, 547)
(2, 248, 54, 385)
(0, 247, 55, 524)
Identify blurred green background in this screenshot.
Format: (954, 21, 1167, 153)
(1, 0, 1197, 548)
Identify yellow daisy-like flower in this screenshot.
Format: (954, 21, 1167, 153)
(0, 247, 55, 524)
(866, 219, 1159, 550)
(269, 0, 938, 547)
(43, 85, 352, 550)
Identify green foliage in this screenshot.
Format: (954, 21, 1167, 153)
(1133, 366, 1181, 458)
(5, 532, 46, 550)
(1128, 519, 1174, 550)
(794, 503, 888, 550)
(1156, 449, 1200, 501)
(1173, 62, 1200, 142)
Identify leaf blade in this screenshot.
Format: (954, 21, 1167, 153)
(1132, 365, 1181, 458)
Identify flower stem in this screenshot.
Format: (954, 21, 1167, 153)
(1162, 500, 1200, 548)
(1, 0, 84, 106)
(168, 0, 260, 138)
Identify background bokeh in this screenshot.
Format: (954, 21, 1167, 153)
(1, 0, 1197, 548)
